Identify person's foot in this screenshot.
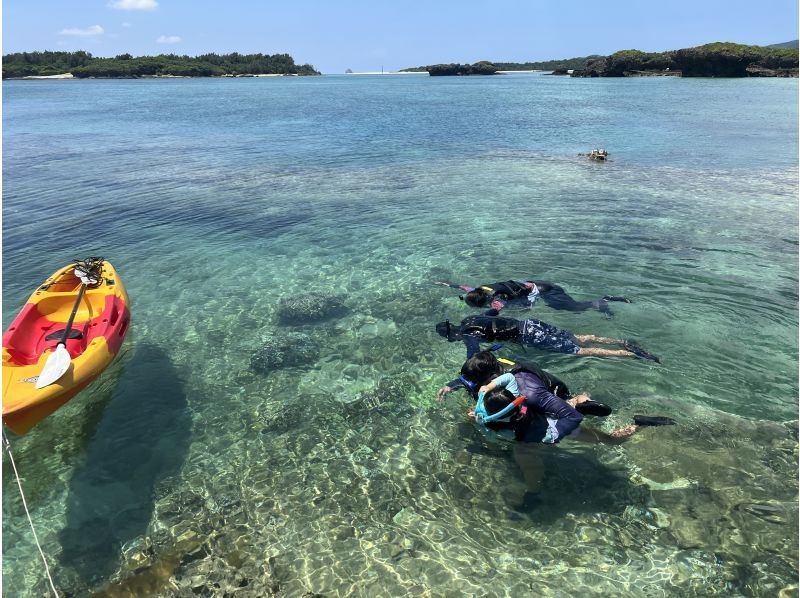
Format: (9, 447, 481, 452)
(624, 339, 661, 363)
(575, 400, 613, 417)
(633, 415, 676, 427)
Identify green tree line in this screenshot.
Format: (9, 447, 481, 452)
(577, 43, 798, 77)
(427, 61, 499, 76)
(402, 56, 600, 72)
(402, 43, 798, 77)
(3, 51, 320, 78)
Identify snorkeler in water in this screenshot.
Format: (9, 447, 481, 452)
(434, 310, 659, 362)
(434, 279, 631, 315)
(439, 351, 674, 445)
(437, 350, 612, 415)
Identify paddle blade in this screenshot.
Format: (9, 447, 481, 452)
(36, 344, 72, 389)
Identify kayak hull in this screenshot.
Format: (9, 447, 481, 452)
(2, 261, 130, 435)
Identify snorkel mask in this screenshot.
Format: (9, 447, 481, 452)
(435, 319, 462, 342)
(473, 394, 527, 426)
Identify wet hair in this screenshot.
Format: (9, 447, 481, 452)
(460, 351, 503, 388)
(435, 320, 461, 341)
(483, 388, 515, 415)
(464, 288, 491, 308)
(483, 388, 532, 441)
(483, 388, 531, 440)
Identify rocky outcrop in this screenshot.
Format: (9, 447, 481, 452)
(571, 43, 798, 78)
(249, 332, 319, 374)
(275, 293, 347, 324)
(746, 65, 799, 77)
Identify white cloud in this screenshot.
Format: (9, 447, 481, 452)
(156, 35, 181, 44)
(122, 22, 133, 28)
(59, 25, 105, 37)
(109, 0, 158, 10)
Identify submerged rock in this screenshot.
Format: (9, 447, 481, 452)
(340, 374, 418, 416)
(275, 293, 347, 324)
(250, 332, 319, 374)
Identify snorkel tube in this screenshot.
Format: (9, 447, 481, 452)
(474, 394, 526, 425)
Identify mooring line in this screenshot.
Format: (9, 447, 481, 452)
(2, 430, 59, 597)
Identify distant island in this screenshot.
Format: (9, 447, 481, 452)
(402, 61, 500, 76)
(402, 56, 600, 74)
(402, 42, 798, 77)
(2, 51, 320, 79)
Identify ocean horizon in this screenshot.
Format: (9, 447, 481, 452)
(3, 73, 798, 596)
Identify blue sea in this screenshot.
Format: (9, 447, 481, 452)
(3, 74, 798, 596)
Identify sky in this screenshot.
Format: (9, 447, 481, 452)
(3, 0, 799, 73)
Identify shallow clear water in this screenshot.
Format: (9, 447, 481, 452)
(3, 74, 798, 596)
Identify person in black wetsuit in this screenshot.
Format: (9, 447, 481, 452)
(435, 279, 631, 315)
(434, 310, 659, 362)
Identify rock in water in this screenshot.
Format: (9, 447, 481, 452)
(250, 332, 319, 374)
(275, 293, 347, 324)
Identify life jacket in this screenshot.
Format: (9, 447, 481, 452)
(478, 280, 531, 302)
(460, 315, 520, 341)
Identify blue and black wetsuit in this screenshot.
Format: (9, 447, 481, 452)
(474, 370, 583, 444)
(442, 309, 581, 359)
(513, 370, 583, 443)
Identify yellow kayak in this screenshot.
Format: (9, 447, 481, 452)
(2, 258, 131, 435)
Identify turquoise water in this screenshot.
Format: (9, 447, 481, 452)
(2, 74, 798, 596)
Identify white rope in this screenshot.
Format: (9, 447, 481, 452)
(2, 430, 60, 597)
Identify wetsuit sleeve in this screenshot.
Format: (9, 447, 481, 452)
(445, 377, 465, 391)
(524, 387, 583, 443)
(491, 372, 520, 395)
(463, 335, 482, 359)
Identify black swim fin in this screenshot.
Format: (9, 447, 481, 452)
(633, 415, 676, 427)
(604, 295, 632, 303)
(624, 339, 661, 363)
(576, 400, 613, 417)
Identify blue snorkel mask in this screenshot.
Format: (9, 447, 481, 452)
(473, 394, 523, 425)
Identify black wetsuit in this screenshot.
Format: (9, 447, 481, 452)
(534, 281, 613, 313)
(470, 280, 625, 314)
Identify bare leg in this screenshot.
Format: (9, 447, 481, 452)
(574, 334, 623, 344)
(576, 347, 636, 358)
(513, 443, 544, 493)
(569, 424, 641, 445)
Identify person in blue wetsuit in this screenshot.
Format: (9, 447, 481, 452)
(438, 349, 608, 414)
(435, 279, 631, 315)
(439, 351, 674, 444)
(434, 311, 659, 361)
